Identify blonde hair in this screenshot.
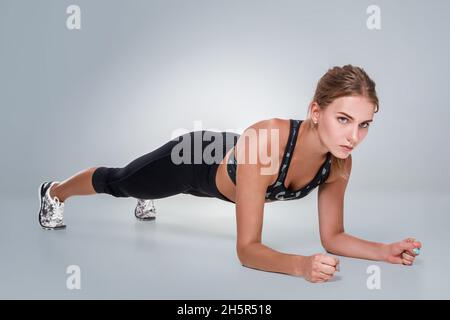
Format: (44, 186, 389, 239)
(306, 64, 380, 180)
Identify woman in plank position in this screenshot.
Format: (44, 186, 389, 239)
(38, 64, 422, 283)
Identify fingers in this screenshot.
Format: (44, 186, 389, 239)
(402, 251, 414, 262)
(320, 263, 337, 276)
(318, 254, 340, 268)
(401, 251, 415, 265)
(309, 254, 339, 283)
(318, 271, 333, 281)
(405, 237, 422, 255)
(317, 254, 339, 278)
(400, 237, 421, 265)
(405, 238, 422, 249)
(413, 240, 422, 253)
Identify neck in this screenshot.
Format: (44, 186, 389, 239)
(296, 120, 329, 164)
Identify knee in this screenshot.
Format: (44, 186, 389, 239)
(91, 166, 129, 197)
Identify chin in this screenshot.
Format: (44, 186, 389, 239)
(331, 149, 351, 159)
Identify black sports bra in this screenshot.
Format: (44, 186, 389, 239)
(226, 119, 332, 201)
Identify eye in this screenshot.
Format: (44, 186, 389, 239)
(337, 117, 348, 124)
(338, 117, 370, 128)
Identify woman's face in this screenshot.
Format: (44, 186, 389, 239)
(314, 95, 375, 159)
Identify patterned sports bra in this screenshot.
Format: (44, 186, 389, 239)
(226, 119, 332, 201)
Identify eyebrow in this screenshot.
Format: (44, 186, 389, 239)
(337, 112, 373, 123)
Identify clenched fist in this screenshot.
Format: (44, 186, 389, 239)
(384, 237, 422, 265)
(301, 253, 340, 283)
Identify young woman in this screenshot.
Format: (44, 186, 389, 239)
(38, 64, 422, 283)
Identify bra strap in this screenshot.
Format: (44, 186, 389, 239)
(276, 119, 301, 185)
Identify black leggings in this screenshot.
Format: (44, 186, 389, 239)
(91, 131, 240, 203)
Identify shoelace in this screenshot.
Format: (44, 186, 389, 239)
(49, 196, 64, 223)
(137, 199, 154, 213)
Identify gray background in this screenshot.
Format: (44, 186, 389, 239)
(0, 0, 449, 299)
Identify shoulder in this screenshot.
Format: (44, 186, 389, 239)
(244, 118, 290, 155)
(234, 118, 290, 180)
(238, 117, 289, 144)
(245, 117, 289, 131)
(249, 117, 290, 142)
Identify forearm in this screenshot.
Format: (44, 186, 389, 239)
(323, 232, 388, 261)
(238, 243, 304, 276)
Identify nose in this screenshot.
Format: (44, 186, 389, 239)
(347, 125, 359, 146)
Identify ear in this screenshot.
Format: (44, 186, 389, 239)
(310, 102, 321, 121)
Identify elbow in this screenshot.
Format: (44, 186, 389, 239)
(236, 242, 259, 266)
(236, 246, 244, 264)
(237, 253, 247, 266)
(322, 244, 335, 254)
(321, 241, 332, 253)
(236, 245, 249, 265)
(320, 236, 332, 252)
(320, 227, 345, 252)
(321, 234, 342, 254)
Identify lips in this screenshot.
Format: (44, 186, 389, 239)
(341, 145, 354, 151)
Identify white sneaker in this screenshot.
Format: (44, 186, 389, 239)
(38, 181, 66, 230)
(134, 199, 156, 221)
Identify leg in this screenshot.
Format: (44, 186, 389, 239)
(49, 132, 206, 203)
(49, 167, 98, 203)
(39, 134, 197, 230)
(86, 135, 195, 200)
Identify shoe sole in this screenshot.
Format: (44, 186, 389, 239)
(135, 216, 156, 221)
(38, 181, 66, 230)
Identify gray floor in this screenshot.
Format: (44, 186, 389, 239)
(1, 188, 448, 299)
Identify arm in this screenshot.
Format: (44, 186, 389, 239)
(318, 155, 422, 264)
(234, 120, 304, 276)
(235, 119, 339, 281)
(317, 155, 385, 260)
